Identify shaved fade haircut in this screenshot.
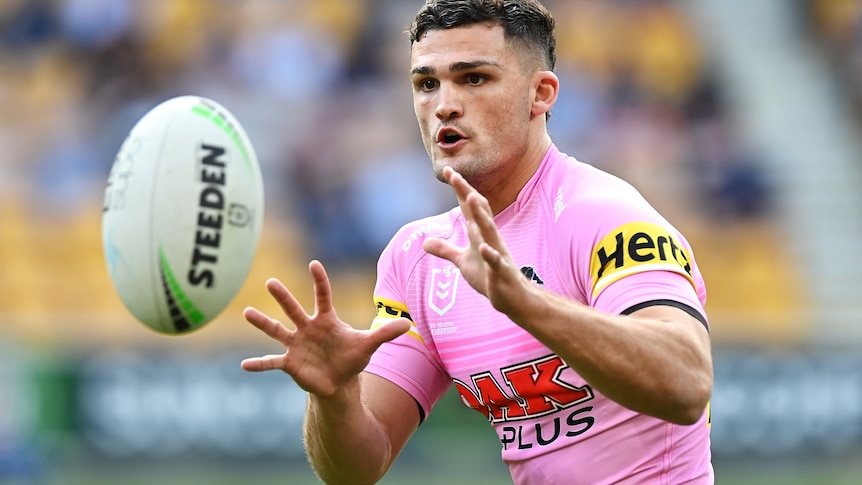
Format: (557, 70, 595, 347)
(408, 0, 557, 72)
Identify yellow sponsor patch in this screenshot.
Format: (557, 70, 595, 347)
(372, 296, 424, 343)
(589, 222, 694, 298)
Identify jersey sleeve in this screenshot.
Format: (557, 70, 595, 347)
(593, 269, 709, 330)
(586, 217, 707, 322)
(556, 183, 709, 327)
(364, 225, 451, 420)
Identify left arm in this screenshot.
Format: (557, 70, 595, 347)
(423, 167, 712, 425)
(508, 285, 712, 425)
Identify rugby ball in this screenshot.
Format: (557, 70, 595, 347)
(102, 96, 264, 335)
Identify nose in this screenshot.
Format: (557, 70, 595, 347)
(435, 84, 463, 120)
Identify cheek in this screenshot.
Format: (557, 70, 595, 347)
(417, 119, 434, 145)
(489, 101, 526, 133)
(414, 102, 432, 133)
(489, 90, 529, 120)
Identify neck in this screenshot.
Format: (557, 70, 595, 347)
(478, 134, 552, 215)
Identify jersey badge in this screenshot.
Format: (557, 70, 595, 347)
(428, 265, 461, 316)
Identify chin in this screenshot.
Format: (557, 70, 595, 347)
(431, 153, 487, 183)
(431, 162, 449, 183)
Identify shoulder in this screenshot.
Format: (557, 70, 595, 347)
(532, 148, 648, 219)
(387, 208, 459, 254)
(377, 208, 460, 273)
(540, 154, 699, 295)
(548, 157, 666, 236)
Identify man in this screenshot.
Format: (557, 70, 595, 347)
(241, 1, 714, 483)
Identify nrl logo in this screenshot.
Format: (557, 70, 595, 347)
(429, 266, 461, 316)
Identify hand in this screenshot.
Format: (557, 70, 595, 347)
(422, 166, 531, 316)
(241, 260, 411, 397)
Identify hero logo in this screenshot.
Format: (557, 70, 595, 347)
(590, 221, 694, 298)
(188, 144, 227, 288)
(455, 355, 595, 450)
(428, 266, 460, 316)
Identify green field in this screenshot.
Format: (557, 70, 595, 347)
(54, 463, 862, 485)
(15, 388, 862, 485)
(49, 436, 862, 485)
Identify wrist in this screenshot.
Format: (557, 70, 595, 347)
(309, 375, 361, 414)
(499, 276, 545, 325)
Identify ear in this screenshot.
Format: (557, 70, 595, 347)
(531, 70, 559, 118)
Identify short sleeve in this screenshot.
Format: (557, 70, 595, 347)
(365, 227, 452, 418)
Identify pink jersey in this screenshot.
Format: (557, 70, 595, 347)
(365, 144, 713, 484)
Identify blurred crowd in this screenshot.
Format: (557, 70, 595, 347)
(0, 0, 773, 268)
(802, 0, 862, 126)
(0, 3, 855, 480)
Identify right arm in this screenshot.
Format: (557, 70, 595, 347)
(304, 373, 420, 484)
(241, 261, 417, 484)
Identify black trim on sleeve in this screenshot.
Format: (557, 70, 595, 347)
(621, 299, 709, 334)
(415, 398, 426, 425)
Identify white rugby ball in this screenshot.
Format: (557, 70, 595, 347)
(102, 96, 264, 335)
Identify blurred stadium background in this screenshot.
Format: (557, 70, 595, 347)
(2, 0, 862, 483)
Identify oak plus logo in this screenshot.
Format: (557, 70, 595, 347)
(428, 265, 461, 316)
(454, 355, 596, 450)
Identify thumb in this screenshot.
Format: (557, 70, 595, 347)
(367, 318, 412, 350)
(423, 237, 459, 264)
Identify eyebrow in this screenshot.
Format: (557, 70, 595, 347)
(411, 60, 502, 76)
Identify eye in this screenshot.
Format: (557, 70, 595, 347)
(417, 78, 438, 92)
(466, 74, 485, 85)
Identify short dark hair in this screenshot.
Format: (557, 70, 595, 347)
(408, 0, 557, 72)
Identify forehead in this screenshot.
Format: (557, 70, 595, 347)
(410, 23, 515, 71)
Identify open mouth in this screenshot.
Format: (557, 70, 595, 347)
(437, 128, 465, 146)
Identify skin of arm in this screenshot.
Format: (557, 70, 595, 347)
(423, 166, 713, 425)
(303, 373, 421, 484)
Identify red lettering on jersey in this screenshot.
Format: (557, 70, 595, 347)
(454, 355, 594, 423)
(473, 372, 527, 421)
(453, 379, 489, 420)
(502, 355, 593, 417)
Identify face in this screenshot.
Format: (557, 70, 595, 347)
(410, 23, 538, 188)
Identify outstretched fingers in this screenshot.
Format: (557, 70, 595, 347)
(241, 353, 287, 372)
(241, 278, 302, 373)
(442, 167, 476, 219)
(448, 167, 511, 269)
(422, 235, 462, 263)
(367, 318, 412, 351)
(243, 305, 294, 346)
(264, 277, 312, 329)
(308, 260, 336, 318)
(466, 193, 510, 266)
